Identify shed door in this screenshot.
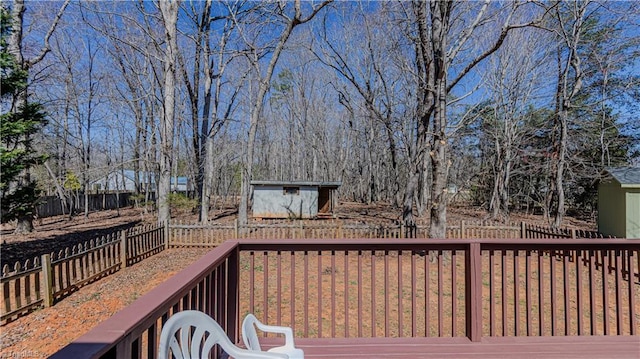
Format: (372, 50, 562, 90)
(318, 188, 331, 214)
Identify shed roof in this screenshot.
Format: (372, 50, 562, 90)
(251, 180, 342, 189)
(605, 167, 640, 188)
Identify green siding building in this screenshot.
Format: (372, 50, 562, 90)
(598, 167, 640, 238)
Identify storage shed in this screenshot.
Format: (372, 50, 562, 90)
(251, 180, 341, 219)
(598, 167, 640, 238)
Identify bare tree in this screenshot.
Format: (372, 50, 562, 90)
(314, 2, 410, 207)
(407, 0, 544, 237)
(177, 0, 244, 222)
(157, 0, 179, 226)
(233, 0, 332, 225)
(484, 27, 547, 220)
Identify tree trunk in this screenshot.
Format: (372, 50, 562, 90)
(158, 0, 179, 226)
(550, 2, 586, 228)
(427, 0, 451, 239)
(403, 0, 434, 229)
(553, 109, 568, 228)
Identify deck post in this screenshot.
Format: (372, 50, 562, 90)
(227, 246, 240, 342)
(41, 254, 53, 307)
(465, 242, 482, 342)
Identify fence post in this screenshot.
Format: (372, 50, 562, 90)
(521, 221, 526, 239)
(299, 220, 304, 239)
(41, 254, 53, 308)
(164, 220, 170, 250)
(120, 230, 128, 269)
(571, 228, 576, 239)
(465, 242, 482, 342)
(461, 220, 466, 239)
(234, 219, 239, 239)
(400, 223, 404, 239)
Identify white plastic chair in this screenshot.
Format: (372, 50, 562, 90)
(158, 310, 288, 359)
(242, 314, 304, 359)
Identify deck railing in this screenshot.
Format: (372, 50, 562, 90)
(51, 238, 639, 359)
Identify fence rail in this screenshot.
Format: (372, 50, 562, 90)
(1, 224, 164, 324)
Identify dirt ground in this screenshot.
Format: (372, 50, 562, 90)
(0, 203, 598, 358)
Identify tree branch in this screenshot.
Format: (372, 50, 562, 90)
(26, 0, 71, 68)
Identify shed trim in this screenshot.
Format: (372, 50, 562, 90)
(251, 180, 342, 189)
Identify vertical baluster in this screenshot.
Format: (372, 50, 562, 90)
(411, 249, 417, 337)
(563, 249, 570, 335)
(317, 250, 323, 337)
(304, 250, 309, 338)
(344, 250, 349, 338)
(398, 250, 403, 337)
(425, 249, 430, 337)
(628, 250, 637, 335)
(331, 251, 336, 337)
(525, 250, 532, 337)
(514, 250, 520, 336)
(576, 249, 584, 335)
(615, 250, 623, 335)
(490, 250, 495, 337)
(602, 250, 610, 335)
(438, 250, 444, 337)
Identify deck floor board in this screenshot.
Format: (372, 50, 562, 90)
(259, 336, 640, 358)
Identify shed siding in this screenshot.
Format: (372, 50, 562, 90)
(253, 185, 319, 219)
(626, 190, 640, 238)
(598, 180, 626, 238)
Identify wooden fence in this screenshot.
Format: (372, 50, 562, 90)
(1, 224, 164, 324)
(523, 223, 611, 239)
(35, 192, 146, 218)
(168, 219, 608, 245)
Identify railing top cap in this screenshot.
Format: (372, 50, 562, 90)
(234, 238, 638, 247)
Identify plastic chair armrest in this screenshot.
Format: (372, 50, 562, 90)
(253, 322, 296, 348)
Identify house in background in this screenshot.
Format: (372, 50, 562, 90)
(91, 170, 191, 194)
(598, 167, 640, 238)
(251, 180, 341, 219)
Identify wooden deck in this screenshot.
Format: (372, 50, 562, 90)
(261, 336, 640, 358)
(49, 240, 640, 359)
